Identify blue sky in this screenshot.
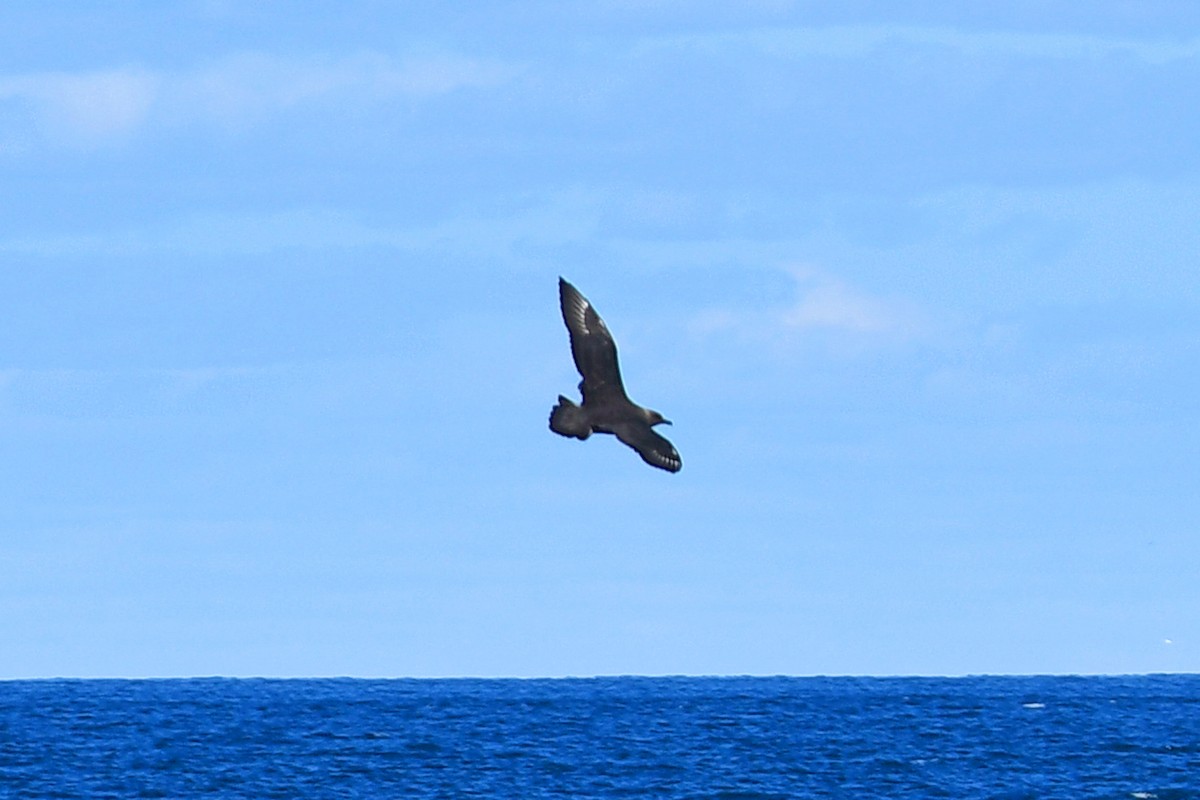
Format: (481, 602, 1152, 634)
(2, 2, 1198, 678)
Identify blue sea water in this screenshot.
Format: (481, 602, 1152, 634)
(1, 675, 1198, 799)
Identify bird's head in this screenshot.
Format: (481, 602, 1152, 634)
(646, 409, 672, 427)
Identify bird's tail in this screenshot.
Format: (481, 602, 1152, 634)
(549, 395, 591, 440)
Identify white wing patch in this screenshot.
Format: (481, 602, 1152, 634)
(579, 299, 608, 337)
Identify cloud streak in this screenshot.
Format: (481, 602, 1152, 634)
(0, 191, 598, 258)
(640, 24, 1200, 64)
(0, 68, 161, 142)
(784, 270, 905, 334)
(0, 51, 518, 146)
(692, 267, 925, 345)
(166, 52, 516, 128)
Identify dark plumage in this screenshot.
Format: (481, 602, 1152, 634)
(549, 277, 681, 473)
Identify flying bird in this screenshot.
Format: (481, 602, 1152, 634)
(549, 277, 682, 473)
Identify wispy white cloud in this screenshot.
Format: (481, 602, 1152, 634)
(640, 25, 1200, 64)
(0, 190, 597, 257)
(0, 363, 324, 421)
(0, 208, 390, 256)
(0, 51, 518, 146)
(783, 268, 908, 333)
(0, 68, 161, 143)
(691, 266, 925, 344)
(166, 52, 516, 129)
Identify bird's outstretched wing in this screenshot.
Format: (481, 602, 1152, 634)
(559, 277, 628, 405)
(612, 422, 682, 473)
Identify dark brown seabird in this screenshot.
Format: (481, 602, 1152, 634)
(549, 277, 682, 473)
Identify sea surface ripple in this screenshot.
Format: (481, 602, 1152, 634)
(1, 675, 1198, 798)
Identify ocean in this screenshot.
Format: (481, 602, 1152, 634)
(1, 675, 1197, 799)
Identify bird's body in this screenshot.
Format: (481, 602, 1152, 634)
(549, 277, 681, 472)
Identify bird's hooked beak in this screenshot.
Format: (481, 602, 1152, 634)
(660, 418, 673, 426)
